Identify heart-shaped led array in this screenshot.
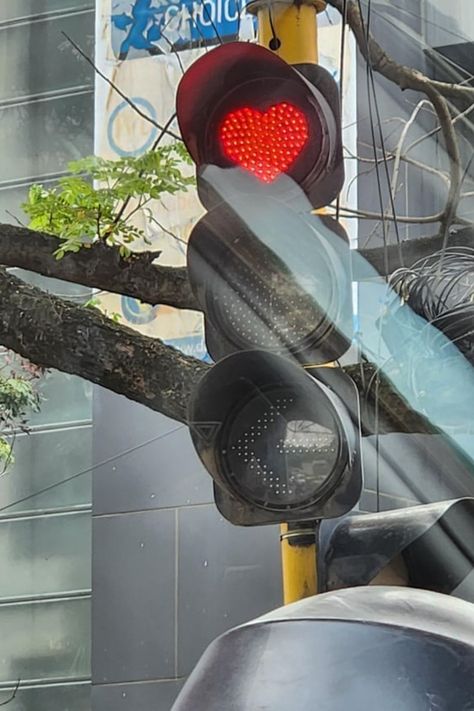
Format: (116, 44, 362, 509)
(219, 102, 309, 183)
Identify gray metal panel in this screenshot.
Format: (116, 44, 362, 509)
(177, 504, 282, 676)
(362, 434, 474, 504)
(424, 0, 472, 47)
(93, 390, 213, 514)
(92, 509, 176, 683)
(93, 425, 213, 515)
(93, 388, 179, 458)
(92, 679, 184, 711)
(359, 489, 417, 512)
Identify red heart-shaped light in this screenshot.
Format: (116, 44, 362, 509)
(219, 102, 309, 183)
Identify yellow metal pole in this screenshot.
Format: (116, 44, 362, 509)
(247, 0, 326, 65)
(280, 524, 318, 604)
(248, 0, 327, 604)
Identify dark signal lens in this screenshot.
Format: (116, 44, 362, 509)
(218, 102, 309, 183)
(221, 385, 342, 511)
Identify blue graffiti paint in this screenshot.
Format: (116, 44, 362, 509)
(112, 0, 164, 59)
(107, 97, 158, 157)
(121, 296, 160, 324)
(164, 334, 212, 362)
(111, 0, 255, 59)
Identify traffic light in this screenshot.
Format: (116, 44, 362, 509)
(318, 498, 474, 601)
(189, 351, 361, 525)
(186, 181, 352, 363)
(176, 41, 344, 209)
(177, 41, 360, 524)
(178, 41, 352, 364)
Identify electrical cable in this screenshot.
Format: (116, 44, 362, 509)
(267, 5, 281, 51)
(365, 1, 403, 266)
(356, 0, 390, 275)
(336, 0, 348, 222)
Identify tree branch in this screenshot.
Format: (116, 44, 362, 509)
(0, 269, 450, 433)
(0, 223, 198, 311)
(327, 0, 474, 104)
(327, 0, 465, 235)
(0, 269, 207, 423)
(358, 227, 474, 276)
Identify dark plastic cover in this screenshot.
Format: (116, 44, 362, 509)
(318, 498, 474, 600)
(171, 586, 474, 710)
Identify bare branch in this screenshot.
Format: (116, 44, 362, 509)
(390, 100, 431, 196)
(346, 144, 451, 184)
(327, 0, 465, 234)
(61, 32, 181, 141)
(0, 680, 20, 706)
(358, 227, 474, 276)
(0, 223, 198, 311)
(326, 0, 474, 104)
(332, 206, 446, 224)
(0, 270, 208, 423)
(0, 268, 446, 434)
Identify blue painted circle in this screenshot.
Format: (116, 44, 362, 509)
(107, 97, 158, 157)
(121, 296, 160, 324)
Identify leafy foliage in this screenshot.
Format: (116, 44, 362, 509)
(0, 359, 42, 471)
(15, 142, 194, 452)
(23, 143, 194, 258)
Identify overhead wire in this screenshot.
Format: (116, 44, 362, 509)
(356, 0, 390, 275)
(365, 1, 403, 267)
(356, 0, 404, 510)
(336, 0, 348, 222)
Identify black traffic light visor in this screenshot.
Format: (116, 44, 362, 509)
(172, 587, 474, 711)
(176, 42, 341, 208)
(318, 498, 474, 598)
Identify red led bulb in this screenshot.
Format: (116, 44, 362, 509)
(219, 102, 309, 183)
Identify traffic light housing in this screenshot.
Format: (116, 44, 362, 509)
(189, 351, 362, 525)
(177, 41, 356, 526)
(171, 586, 474, 711)
(176, 42, 344, 209)
(318, 498, 474, 600)
(187, 182, 352, 363)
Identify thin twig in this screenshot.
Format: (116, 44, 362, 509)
(334, 205, 450, 224)
(390, 100, 431, 197)
(61, 32, 181, 141)
(0, 679, 20, 706)
(405, 101, 474, 157)
(327, 0, 465, 238)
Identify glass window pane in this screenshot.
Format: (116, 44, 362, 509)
(0, 2, 93, 23)
(0, 512, 91, 598)
(0, 683, 90, 711)
(0, 598, 90, 683)
(0, 91, 94, 182)
(0, 426, 92, 514)
(0, 11, 94, 101)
